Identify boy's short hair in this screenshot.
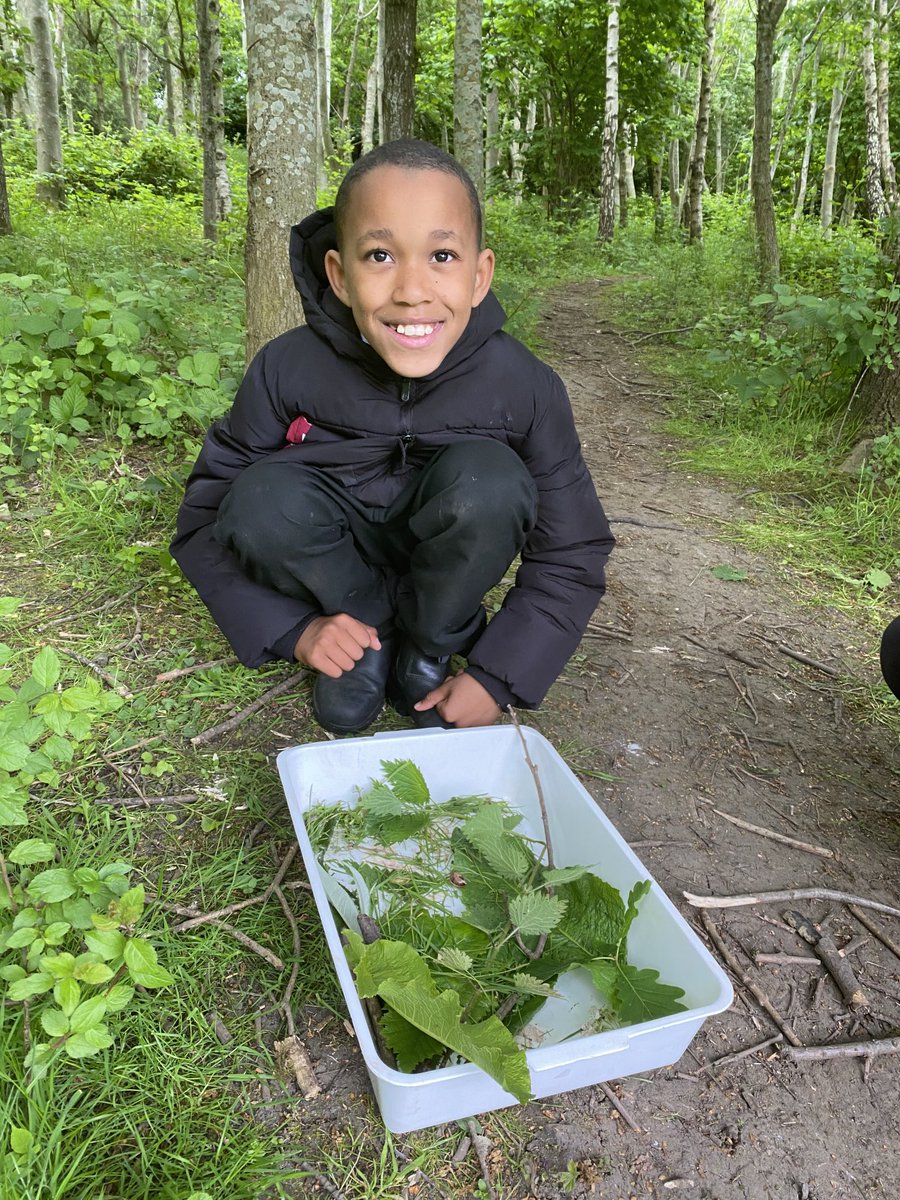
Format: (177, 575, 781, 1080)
(334, 138, 484, 250)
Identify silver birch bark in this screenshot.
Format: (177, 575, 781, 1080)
(509, 71, 524, 202)
(617, 146, 627, 226)
(820, 45, 845, 235)
(244, 0, 316, 361)
(876, 0, 898, 211)
(26, 0, 64, 206)
(485, 86, 500, 183)
(132, 0, 149, 130)
(751, 0, 788, 286)
(376, 0, 384, 141)
(596, 0, 619, 243)
(383, 0, 415, 140)
(362, 55, 377, 152)
(623, 123, 636, 198)
(196, 0, 232, 241)
(116, 40, 136, 127)
(688, 0, 717, 243)
(54, 6, 74, 135)
(341, 0, 366, 125)
(862, 1, 888, 224)
(668, 136, 680, 219)
(315, 0, 332, 184)
(453, 0, 483, 201)
(791, 40, 821, 233)
(714, 110, 723, 192)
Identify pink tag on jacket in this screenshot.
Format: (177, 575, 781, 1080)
(286, 415, 312, 443)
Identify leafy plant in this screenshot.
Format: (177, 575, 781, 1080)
(311, 760, 686, 1100)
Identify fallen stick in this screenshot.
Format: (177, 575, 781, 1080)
(696, 1034, 782, 1074)
(783, 910, 867, 1009)
(36, 584, 144, 630)
(174, 914, 283, 969)
(57, 647, 134, 700)
(598, 1081, 641, 1132)
(755, 953, 820, 967)
(782, 1036, 900, 1063)
(190, 669, 308, 746)
(156, 656, 238, 683)
(273, 885, 301, 1037)
(95, 793, 198, 808)
(684, 889, 900, 921)
(170, 845, 299, 931)
(700, 804, 833, 858)
(847, 905, 900, 962)
(467, 1121, 497, 1200)
(274, 1036, 320, 1097)
(699, 912, 802, 1047)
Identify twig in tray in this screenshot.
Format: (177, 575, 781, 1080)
(155, 656, 238, 682)
(847, 905, 900, 962)
(684, 889, 900, 921)
(782, 1036, 900, 1064)
(57, 646, 134, 699)
(698, 912, 802, 1047)
(506, 706, 554, 870)
(189, 669, 308, 745)
(697, 802, 834, 858)
(598, 1081, 641, 1131)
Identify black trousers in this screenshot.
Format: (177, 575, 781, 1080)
(882, 615, 900, 700)
(215, 440, 538, 658)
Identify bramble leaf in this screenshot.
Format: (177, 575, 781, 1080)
(353, 937, 532, 1102)
(508, 892, 567, 936)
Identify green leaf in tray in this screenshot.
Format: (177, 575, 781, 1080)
(508, 891, 567, 936)
(608, 961, 687, 1024)
(543, 873, 626, 964)
(380, 1008, 445, 1071)
(461, 804, 532, 882)
(380, 759, 430, 807)
(349, 933, 533, 1103)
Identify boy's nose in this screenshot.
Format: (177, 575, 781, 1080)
(392, 261, 431, 304)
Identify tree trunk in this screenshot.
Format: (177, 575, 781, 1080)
(651, 154, 664, 238)
(689, 0, 717, 243)
(244, 0, 316, 362)
(315, 0, 333, 185)
(714, 109, 723, 193)
(383, 0, 415, 140)
(26, 0, 64, 207)
(668, 135, 680, 219)
(132, 0, 150, 130)
(751, 0, 787, 286)
(771, 6, 825, 182)
(376, 0, 385, 141)
(54, 6, 75, 135)
(0, 133, 12, 234)
(117, 39, 136, 128)
(820, 46, 845, 236)
(485, 86, 500, 184)
(341, 0, 366, 126)
(196, 0, 232, 241)
(862, 2, 888, 224)
(876, 0, 898, 212)
(617, 146, 628, 226)
(791, 40, 821, 234)
(596, 0, 619, 243)
(623, 123, 636, 197)
(509, 71, 524, 202)
(362, 53, 377, 153)
(453, 0, 483, 201)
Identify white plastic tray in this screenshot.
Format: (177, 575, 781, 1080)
(277, 726, 732, 1134)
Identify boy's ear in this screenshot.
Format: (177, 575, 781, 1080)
(472, 248, 495, 307)
(324, 248, 351, 306)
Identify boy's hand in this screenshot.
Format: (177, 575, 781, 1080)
(294, 614, 381, 677)
(414, 671, 501, 728)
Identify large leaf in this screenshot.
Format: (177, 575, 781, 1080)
(608, 962, 687, 1025)
(123, 937, 174, 987)
(350, 934, 532, 1103)
(543, 874, 626, 965)
(462, 804, 532, 882)
(380, 759, 430, 807)
(380, 1007, 445, 1071)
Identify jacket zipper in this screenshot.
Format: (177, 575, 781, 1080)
(399, 378, 416, 455)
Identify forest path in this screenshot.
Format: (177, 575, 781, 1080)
(518, 279, 900, 1199)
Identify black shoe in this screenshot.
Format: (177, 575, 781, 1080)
(388, 640, 451, 719)
(312, 639, 394, 735)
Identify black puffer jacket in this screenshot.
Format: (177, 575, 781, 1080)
(171, 208, 614, 709)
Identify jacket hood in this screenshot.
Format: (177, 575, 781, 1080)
(288, 207, 508, 380)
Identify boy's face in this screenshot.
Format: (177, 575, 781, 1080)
(324, 166, 495, 379)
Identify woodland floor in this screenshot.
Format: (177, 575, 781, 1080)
(271, 280, 900, 1200)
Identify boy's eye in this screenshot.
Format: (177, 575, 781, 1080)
(366, 249, 392, 263)
(432, 250, 457, 264)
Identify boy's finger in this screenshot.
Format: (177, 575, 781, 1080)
(414, 684, 450, 712)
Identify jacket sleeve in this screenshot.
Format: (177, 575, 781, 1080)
(170, 341, 319, 667)
(465, 369, 614, 708)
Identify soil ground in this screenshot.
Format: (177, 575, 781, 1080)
(282, 281, 900, 1200)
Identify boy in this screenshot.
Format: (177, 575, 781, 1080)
(171, 139, 614, 734)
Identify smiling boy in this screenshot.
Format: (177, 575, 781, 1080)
(172, 139, 614, 734)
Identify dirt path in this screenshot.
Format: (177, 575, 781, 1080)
(519, 280, 900, 1199)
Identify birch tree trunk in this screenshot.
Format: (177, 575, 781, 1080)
(751, 0, 787, 286)
(245, 0, 316, 361)
(617, 146, 628, 226)
(820, 45, 845, 235)
(876, 0, 898, 212)
(196, 0, 232, 241)
(362, 54, 377, 153)
(862, 1, 888, 224)
(791, 40, 821, 233)
(54, 7, 75, 135)
(453, 0, 483, 201)
(26, 0, 64, 207)
(714, 110, 723, 192)
(485, 86, 500, 183)
(596, 0, 619, 243)
(383, 0, 415, 140)
(116, 40, 136, 127)
(509, 70, 524, 202)
(668, 136, 680, 219)
(132, 0, 150, 129)
(623, 124, 635, 197)
(688, 0, 717, 243)
(341, 0, 366, 125)
(315, 0, 333, 184)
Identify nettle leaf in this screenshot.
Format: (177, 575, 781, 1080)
(508, 892, 567, 936)
(544, 874, 626, 965)
(436, 946, 473, 974)
(123, 937, 174, 987)
(609, 962, 687, 1025)
(31, 646, 61, 689)
(381, 759, 430, 807)
(541, 865, 593, 887)
(353, 938, 532, 1103)
(511, 972, 561, 999)
(360, 780, 406, 817)
(380, 1007, 445, 1072)
(462, 804, 532, 882)
(9, 839, 56, 866)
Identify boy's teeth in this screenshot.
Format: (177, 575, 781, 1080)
(395, 323, 435, 337)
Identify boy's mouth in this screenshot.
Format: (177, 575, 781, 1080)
(385, 321, 443, 346)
